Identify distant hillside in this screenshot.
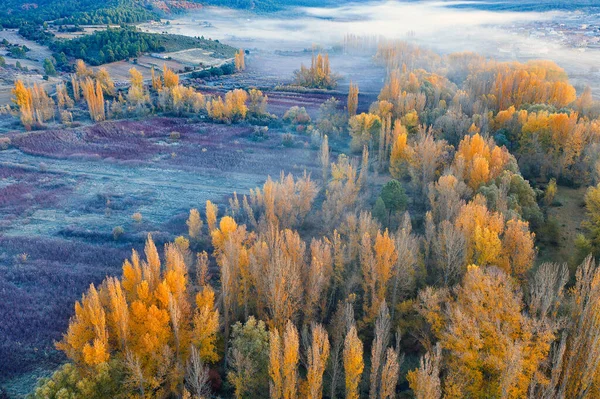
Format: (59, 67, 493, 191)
(1, 0, 159, 28)
(0, 0, 341, 29)
(444, 0, 600, 12)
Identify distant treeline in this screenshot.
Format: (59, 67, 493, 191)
(50, 28, 236, 67)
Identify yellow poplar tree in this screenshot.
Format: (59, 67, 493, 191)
(343, 325, 364, 399)
(305, 324, 330, 399)
(348, 82, 359, 117)
(187, 208, 203, 239)
(12, 80, 33, 129)
(235, 49, 246, 72)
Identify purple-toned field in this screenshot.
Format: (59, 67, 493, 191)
(0, 115, 321, 394)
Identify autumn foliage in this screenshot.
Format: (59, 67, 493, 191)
(294, 53, 338, 89)
(235, 49, 246, 72)
(56, 235, 219, 396)
(12, 80, 55, 129)
(27, 36, 600, 399)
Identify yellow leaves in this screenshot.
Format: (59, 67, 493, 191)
(454, 193, 536, 278)
(498, 218, 536, 278)
(81, 77, 105, 122)
(494, 105, 516, 128)
(349, 113, 382, 151)
(137, 304, 171, 354)
(127, 67, 148, 106)
(454, 133, 511, 189)
(106, 277, 129, 350)
(136, 280, 151, 302)
(374, 230, 398, 282)
(389, 122, 412, 179)
(248, 88, 268, 117)
(455, 195, 505, 267)
(269, 321, 300, 399)
(129, 67, 144, 89)
(158, 82, 205, 113)
(235, 49, 246, 72)
(186, 208, 203, 239)
(12, 80, 31, 109)
(360, 229, 399, 324)
(249, 171, 318, 229)
(151, 66, 162, 91)
(378, 69, 402, 102)
(343, 326, 364, 399)
(58, 234, 221, 392)
(122, 250, 142, 298)
(95, 67, 115, 96)
(56, 284, 109, 366)
(305, 324, 330, 399)
(431, 265, 552, 399)
(163, 64, 179, 88)
(164, 243, 188, 299)
(206, 200, 218, 233)
(75, 59, 92, 78)
(348, 82, 359, 117)
(282, 321, 300, 399)
(192, 286, 220, 363)
(406, 345, 442, 399)
(269, 328, 284, 399)
(12, 80, 55, 128)
(211, 216, 238, 251)
(12, 79, 33, 129)
(469, 156, 490, 189)
(294, 53, 337, 89)
(473, 224, 502, 266)
(82, 338, 109, 366)
(206, 89, 249, 122)
(401, 110, 419, 131)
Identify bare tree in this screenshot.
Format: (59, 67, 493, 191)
(186, 346, 211, 398)
(528, 262, 568, 324)
(379, 348, 401, 399)
(369, 302, 391, 399)
(391, 215, 420, 320)
(124, 350, 145, 398)
(432, 220, 467, 286)
(554, 256, 600, 399)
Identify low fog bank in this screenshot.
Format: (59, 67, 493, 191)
(139, 0, 600, 92)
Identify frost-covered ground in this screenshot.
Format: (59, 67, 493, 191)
(0, 116, 321, 395)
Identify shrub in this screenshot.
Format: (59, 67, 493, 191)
(0, 137, 10, 150)
(251, 126, 269, 142)
(282, 133, 294, 147)
(112, 226, 124, 240)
